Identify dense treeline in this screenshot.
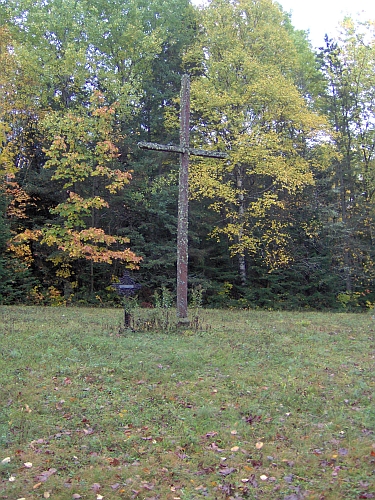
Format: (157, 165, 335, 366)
(1, 0, 375, 310)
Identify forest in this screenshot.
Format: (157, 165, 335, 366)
(1, 0, 375, 311)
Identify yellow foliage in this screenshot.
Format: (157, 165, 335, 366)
(8, 229, 42, 266)
(184, 0, 334, 268)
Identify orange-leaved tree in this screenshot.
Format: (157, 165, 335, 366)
(40, 91, 141, 294)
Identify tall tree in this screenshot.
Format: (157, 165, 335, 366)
(318, 19, 375, 295)
(40, 92, 141, 294)
(185, 0, 330, 286)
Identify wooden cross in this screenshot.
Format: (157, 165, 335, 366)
(138, 74, 227, 324)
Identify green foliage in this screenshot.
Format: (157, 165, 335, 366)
(2, 0, 375, 309)
(317, 20, 375, 295)
(0, 186, 38, 304)
(0, 187, 9, 252)
(153, 285, 174, 309)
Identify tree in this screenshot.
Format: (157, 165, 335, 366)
(186, 0, 330, 286)
(39, 91, 141, 295)
(318, 19, 375, 297)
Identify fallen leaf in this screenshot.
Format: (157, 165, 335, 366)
(220, 483, 235, 495)
(111, 483, 120, 490)
(1, 457, 11, 464)
(209, 442, 224, 452)
(24, 462, 33, 468)
(282, 459, 295, 467)
(245, 414, 262, 425)
(91, 483, 101, 493)
(43, 492, 50, 499)
(230, 430, 238, 435)
(359, 481, 370, 488)
(338, 448, 348, 456)
(9, 476, 16, 482)
(109, 458, 120, 466)
(25, 404, 32, 413)
(247, 475, 258, 487)
(35, 468, 57, 482)
(196, 465, 215, 475)
(255, 442, 264, 449)
(231, 446, 239, 452)
(219, 466, 236, 476)
(72, 495, 82, 499)
(33, 482, 42, 489)
(142, 482, 155, 490)
(260, 475, 268, 481)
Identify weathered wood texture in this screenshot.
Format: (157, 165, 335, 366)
(177, 74, 190, 322)
(138, 141, 228, 158)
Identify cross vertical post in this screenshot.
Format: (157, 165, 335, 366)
(177, 74, 190, 323)
(138, 75, 227, 326)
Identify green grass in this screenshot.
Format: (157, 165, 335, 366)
(0, 306, 374, 499)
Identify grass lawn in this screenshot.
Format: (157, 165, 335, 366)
(0, 306, 374, 499)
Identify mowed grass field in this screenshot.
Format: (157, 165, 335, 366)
(0, 306, 374, 499)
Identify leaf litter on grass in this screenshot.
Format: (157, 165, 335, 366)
(0, 306, 374, 499)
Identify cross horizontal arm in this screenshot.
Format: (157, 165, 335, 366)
(138, 141, 228, 159)
(138, 141, 184, 154)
